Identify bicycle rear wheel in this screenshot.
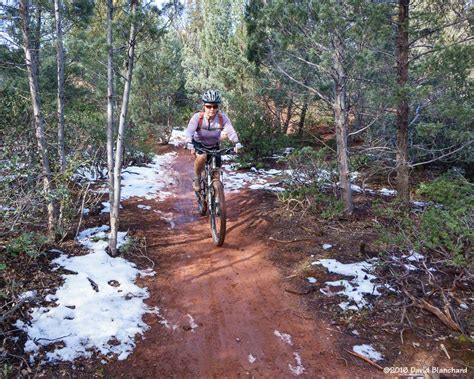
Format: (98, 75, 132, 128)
(209, 180, 226, 246)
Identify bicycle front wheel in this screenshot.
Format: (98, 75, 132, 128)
(209, 180, 226, 246)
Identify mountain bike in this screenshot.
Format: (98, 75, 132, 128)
(194, 147, 234, 246)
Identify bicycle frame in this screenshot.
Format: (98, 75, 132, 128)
(194, 147, 234, 246)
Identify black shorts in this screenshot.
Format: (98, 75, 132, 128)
(192, 140, 222, 167)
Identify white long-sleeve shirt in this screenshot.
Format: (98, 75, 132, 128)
(185, 111, 239, 147)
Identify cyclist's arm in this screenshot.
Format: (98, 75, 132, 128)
(221, 113, 239, 144)
(185, 113, 200, 143)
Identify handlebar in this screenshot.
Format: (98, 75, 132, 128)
(194, 147, 235, 156)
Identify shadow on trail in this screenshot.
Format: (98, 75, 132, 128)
(183, 250, 265, 283)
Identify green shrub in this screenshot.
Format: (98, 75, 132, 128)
(415, 172, 473, 266)
(279, 183, 344, 220)
(285, 146, 337, 187)
(6, 232, 47, 259)
(376, 172, 473, 267)
(349, 153, 371, 171)
(276, 146, 344, 220)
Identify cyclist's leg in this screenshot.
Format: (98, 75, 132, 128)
(192, 140, 206, 191)
(194, 154, 206, 178)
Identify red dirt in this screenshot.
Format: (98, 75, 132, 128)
(104, 147, 381, 378)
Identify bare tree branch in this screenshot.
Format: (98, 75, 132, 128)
(410, 141, 473, 167)
(275, 65, 332, 106)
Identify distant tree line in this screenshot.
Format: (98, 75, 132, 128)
(0, 0, 472, 249)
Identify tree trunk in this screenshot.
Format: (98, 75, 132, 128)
(396, 0, 410, 203)
(109, 0, 138, 256)
(333, 33, 353, 215)
(283, 97, 293, 134)
(54, 0, 66, 174)
(274, 104, 281, 132)
(298, 97, 308, 137)
(106, 0, 115, 235)
(167, 95, 172, 140)
(20, 0, 57, 239)
(33, 1, 41, 79)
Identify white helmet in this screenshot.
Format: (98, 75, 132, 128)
(202, 90, 221, 104)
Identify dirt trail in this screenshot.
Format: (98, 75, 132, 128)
(105, 147, 379, 378)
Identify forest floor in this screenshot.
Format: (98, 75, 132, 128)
(4, 139, 472, 378)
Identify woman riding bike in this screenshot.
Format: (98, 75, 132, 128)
(185, 90, 242, 192)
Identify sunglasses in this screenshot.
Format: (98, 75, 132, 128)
(204, 104, 219, 109)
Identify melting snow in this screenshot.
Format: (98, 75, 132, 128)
(137, 204, 151, 210)
(378, 188, 397, 197)
(288, 352, 305, 376)
(353, 344, 383, 362)
(313, 259, 383, 310)
(412, 201, 429, 208)
(187, 314, 198, 332)
(223, 165, 289, 193)
(121, 153, 176, 201)
(154, 210, 176, 229)
(168, 129, 187, 147)
(73, 166, 108, 183)
(248, 183, 285, 192)
(16, 226, 156, 362)
(18, 290, 37, 301)
(274, 330, 293, 345)
(403, 250, 424, 262)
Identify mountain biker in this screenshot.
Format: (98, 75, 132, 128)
(185, 90, 242, 192)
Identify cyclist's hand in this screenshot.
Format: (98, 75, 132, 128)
(186, 142, 195, 154)
(234, 142, 243, 154)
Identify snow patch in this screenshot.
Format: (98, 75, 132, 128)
(322, 244, 333, 250)
(137, 204, 151, 210)
(187, 314, 198, 332)
(153, 210, 176, 229)
(73, 166, 108, 183)
(412, 201, 429, 208)
(274, 330, 293, 345)
(168, 129, 187, 147)
(248, 354, 256, 363)
(223, 166, 290, 193)
(306, 277, 317, 284)
(353, 344, 383, 362)
(18, 290, 37, 302)
(378, 188, 397, 197)
(288, 352, 305, 376)
(120, 153, 177, 201)
(248, 183, 285, 192)
(403, 250, 424, 262)
(16, 225, 155, 363)
(313, 259, 383, 310)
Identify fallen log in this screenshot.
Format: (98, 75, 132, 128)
(402, 289, 462, 332)
(344, 349, 383, 370)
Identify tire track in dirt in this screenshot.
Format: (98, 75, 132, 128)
(105, 147, 380, 378)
